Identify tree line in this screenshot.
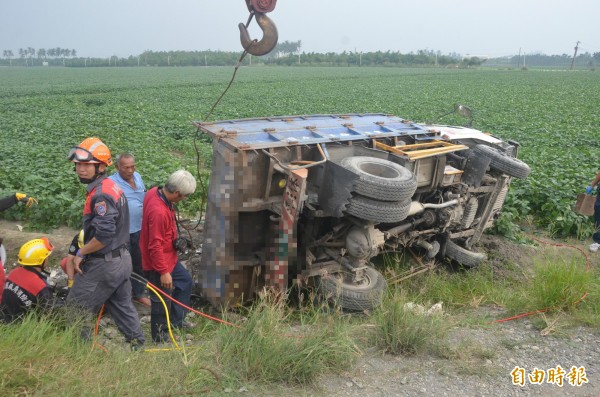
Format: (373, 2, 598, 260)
(2, 43, 599, 69)
(482, 52, 600, 69)
(0, 47, 474, 68)
(2, 47, 77, 66)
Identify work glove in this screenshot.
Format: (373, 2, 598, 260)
(586, 186, 594, 195)
(15, 192, 38, 208)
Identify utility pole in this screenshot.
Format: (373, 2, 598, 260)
(570, 41, 580, 70)
(518, 47, 521, 68)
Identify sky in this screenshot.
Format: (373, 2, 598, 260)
(1, 0, 599, 58)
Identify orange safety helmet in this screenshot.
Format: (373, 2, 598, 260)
(68, 137, 113, 166)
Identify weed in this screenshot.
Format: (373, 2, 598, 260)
(215, 294, 359, 384)
(528, 259, 590, 312)
(402, 263, 518, 310)
(371, 291, 449, 355)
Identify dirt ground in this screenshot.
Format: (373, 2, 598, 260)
(0, 219, 77, 267)
(1, 219, 599, 396)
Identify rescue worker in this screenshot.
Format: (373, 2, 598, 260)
(59, 230, 84, 288)
(1, 192, 38, 302)
(0, 192, 38, 212)
(1, 238, 55, 323)
(66, 137, 145, 348)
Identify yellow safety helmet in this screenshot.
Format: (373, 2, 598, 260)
(17, 237, 54, 266)
(77, 229, 84, 249)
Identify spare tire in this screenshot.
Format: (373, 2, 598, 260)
(345, 195, 411, 223)
(341, 156, 417, 201)
(473, 144, 531, 179)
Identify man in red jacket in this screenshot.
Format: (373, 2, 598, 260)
(140, 169, 196, 343)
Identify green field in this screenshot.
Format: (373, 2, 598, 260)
(1, 66, 599, 236)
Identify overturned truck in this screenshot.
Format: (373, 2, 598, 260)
(193, 114, 530, 311)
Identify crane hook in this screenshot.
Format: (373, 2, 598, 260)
(239, 12, 278, 56)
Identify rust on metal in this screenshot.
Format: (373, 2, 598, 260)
(245, 0, 277, 13)
(239, 13, 278, 56)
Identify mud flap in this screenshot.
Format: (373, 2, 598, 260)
(265, 168, 308, 291)
(318, 160, 358, 218)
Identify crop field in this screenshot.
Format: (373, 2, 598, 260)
(1, 66, 599, 237)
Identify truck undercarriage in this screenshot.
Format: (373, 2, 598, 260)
(193, 113, 530, 311)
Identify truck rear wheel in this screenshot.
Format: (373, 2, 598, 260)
(341, 156, 417, 201)
(319, 267, 387, 311)
(445, 239, 487, 268)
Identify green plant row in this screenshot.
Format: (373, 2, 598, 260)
(1, 67, 599, 236)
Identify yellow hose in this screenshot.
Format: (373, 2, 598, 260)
(146, 283, 180, 350)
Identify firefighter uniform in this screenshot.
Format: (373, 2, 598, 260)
(66, 174, 145, 344)
(1, 266, 54, 322)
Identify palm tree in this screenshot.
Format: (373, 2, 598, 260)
(2, 50, 14, 66)
(25, 47, 35, 66)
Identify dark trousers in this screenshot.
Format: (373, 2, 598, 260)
(129, 231, 146, 299)
(145, 261, 193, 343)
(66, 249, 145, 344)
(593, 195, 600, 244)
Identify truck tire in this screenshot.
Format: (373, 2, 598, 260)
(445, 239, 487, 268)
(345, 195, 411, 223)
(319, 267, 387, 311)
(473, 144, 531, 179)
(341, 156, 417, 201)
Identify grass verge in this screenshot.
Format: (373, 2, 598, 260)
(371, 290, 450, 355)
(2, 246, 598, 395)
(215, 295, 359, 384)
